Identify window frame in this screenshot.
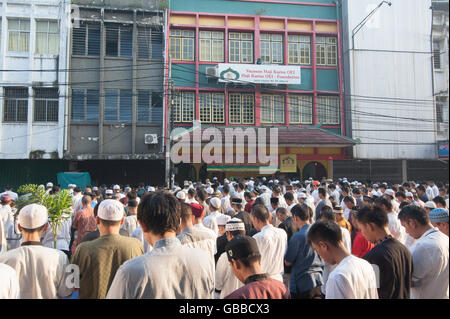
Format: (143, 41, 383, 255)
(199, 31, 225, 63)
(137, 26, 163, 60)
(228, 32, 254, 64)
(7, 18, 30, 53)
(105, 23, 133, 58)
(316, 36, 337, 67)
(261, 94, 285, 124)
(228, 92, 255, 125)
(71, 21, 101, 56)
(173, 91, 195, 123)
(288, 34, 311, 65)
(33, 88, 59, 123)
(289, 94, 313, 124)
(260, 33, 283, 65)
(71, 88, 100, 123)
(199, 92, 225, 124)
(317, 95, 340, 125)
(104, 89, 133, 123)
(169, 29, 195, 62)
(3, 87, 29, 123)
(35, 20, 59, 55)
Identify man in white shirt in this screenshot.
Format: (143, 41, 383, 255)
(259, 186, 272, 207)
(0, 263, 20, 299)
(375, 197, 406, 244)
(203, 197, 224, 236)
(214, 218, 245, 299)
(0, 194, 13, 246)
(185, 188, 199, 205)
(398, 205, 449, 299)
(120, 199, 139, 237)
(72, 187, 83, 213)
(0, 204, 73, 299)
(250, 204, 287, 282)
(384, 189, 400, 213)
(307, 220, 378, 299)
(106, 191, 214, 299)
(220, 185, 231, 214)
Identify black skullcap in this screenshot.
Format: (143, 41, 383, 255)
(225, 236, 261, 262)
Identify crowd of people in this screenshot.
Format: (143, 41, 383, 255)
(0, 176, 448, 299)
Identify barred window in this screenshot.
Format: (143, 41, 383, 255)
(36, 20, 59, 54)
(316, 36, 337, 66)
(433, 41, 441, 69)
(288, 35, 310, 65)
(261, 94, 285, 124)
(3, 87, 28, 122)
(228, 32, 253, 63)
(105, 24, 133, 57)
(8, 19, 30, 52)
(199, 31, 224, 62)
(137, 27, 163, 59)
(317, 96, 339, 124)
(71, 89, 99, 122)
(289, 95, 312, 124)
(72, 22, 101, 56)
(229, 93, 254, 124)
(260, 34, 283, 64)
(170, 29, 194, 61)
(173, 91, 195, 123)
(34, 88, 58, 122)
(104, 89, 132, 123)
(199, 93, 225, 123)
(137, 91, 163, 123)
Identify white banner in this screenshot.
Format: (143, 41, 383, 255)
(217, 63, 301, 85)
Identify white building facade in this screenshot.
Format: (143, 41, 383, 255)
(336, 0, 448, 182)
(0, 0, 70, 160)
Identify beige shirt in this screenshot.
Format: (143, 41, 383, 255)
(0, 243, 73, 299)
(71, 234, 143, 299)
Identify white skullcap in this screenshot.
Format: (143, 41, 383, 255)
(385, 189, 395, 197)
(105, 189, 113, 195)
(217, 214, 231, 226)
(113, 185, 120, 190)
(98, 199, 125, 221)
(147, 186, 155, 192)
(92, 186, 98, 191)
(46, 182, 53, 188)
(224, 179, 229, 184)
(424, 201, 437, 209)
(18, 204, 48, 229)
(298, 193, 307, 199)
(176, 191, 186, 200)
(206, 187, 214, 194)
(226, 218, 245, 232)
(406, 192, 413, 198)
(209, 197, 221, 209)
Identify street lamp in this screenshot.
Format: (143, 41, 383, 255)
(351, 1, 392, 50)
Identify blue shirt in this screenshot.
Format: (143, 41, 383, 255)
(284, 224, 324, 294)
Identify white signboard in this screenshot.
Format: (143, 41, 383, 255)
(217, 64, 301, 85)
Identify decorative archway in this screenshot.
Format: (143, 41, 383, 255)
(302, 161, 327, 180)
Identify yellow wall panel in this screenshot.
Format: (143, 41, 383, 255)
(290, 148, 315, 155)
(170, 15, 196, 25)
(315, 23, 338, 33)
(199, 16, 225, 27)
(260, 19, 284, 30)
(317, 148, 341, 155)
(228, 17, 254, 28)
(288, 21, 312, 32)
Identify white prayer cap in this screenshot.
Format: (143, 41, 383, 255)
(274, 179, 279, 184)
(18, 204, 48, 229)
(68, 184, 76, 188)
(46, 182, 53, 188)
(259, 185, 268, 191)
(209, 197, 221, 209)
(176, 191, 186, 200)
(415, 184, 420, 188)
(406, 192, 414, 198)
(385, 189, 395, 197)
(184, 181, 189, 186)
(124, 187, 132, 193)
(300, 188, 307, 192)
(424, 201, 437, 209)
(269, 180, 273, 183)
(217, 214, 231, 226)
(372, 184, 379, 188)
(147, 186, 156, 192)
(113, 185, 120, 190)
(327, 179, 333, 183)
(357, 182, 362, 186)
(224, 179, 229, 184)
(98, 199, 125, 221)
(226, 218, 245, 232)
(305, 180, 311, 185)
(92, 186, 98, 191)
(262, 177, 267, 181)
(298, 193, 307, 199)
(206, 187, 214, 194)
(105, 189, 113, 195)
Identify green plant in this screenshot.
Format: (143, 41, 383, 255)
(17, 184, 72, 249)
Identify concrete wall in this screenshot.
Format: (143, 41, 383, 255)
(342, 0, 437, 160)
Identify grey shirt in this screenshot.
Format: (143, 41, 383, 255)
(106, 237, 215, 299)
(177, 223, 217, 261)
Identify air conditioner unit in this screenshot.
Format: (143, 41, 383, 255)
(206, 67, 218, 79)
(144, 134, 158, 144)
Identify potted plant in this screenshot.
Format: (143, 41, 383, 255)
(16, 184, 72, 249)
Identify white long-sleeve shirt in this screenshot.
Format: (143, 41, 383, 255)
(253, 224, 287, 282)
(409, 228, 449, 299)
(202, 211, 223, 236)
(215, 252, 244, 299)
(387, 211, 406, 244)
(0, 263, 20, 299)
